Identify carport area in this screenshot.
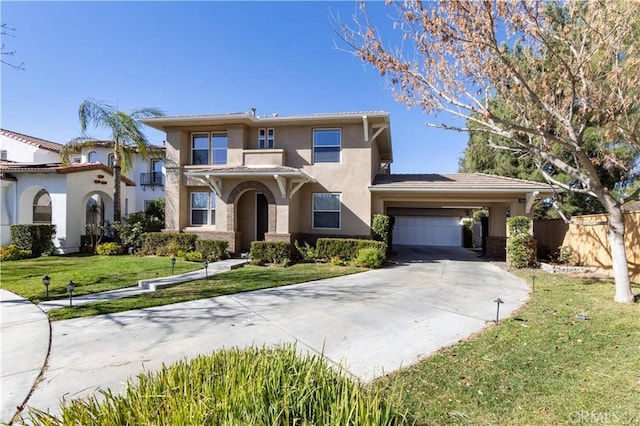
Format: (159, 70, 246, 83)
(370, 173, 555, 258)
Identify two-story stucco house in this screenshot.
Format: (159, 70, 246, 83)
(142, 110, 554, 257)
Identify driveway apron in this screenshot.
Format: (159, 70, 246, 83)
(21, 247, 530, 419)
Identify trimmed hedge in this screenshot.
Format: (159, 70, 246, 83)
(195, 239, 229, 261)
(316, 238, 386, 262)
(139, 233, 197, 256)
(371, 214, 394, 254)
(506, 216, 536, 268)
(10, 224, 56, 257)
(250, 241, 292, 264)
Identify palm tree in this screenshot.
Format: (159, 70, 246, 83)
(61, 99, 163, 222)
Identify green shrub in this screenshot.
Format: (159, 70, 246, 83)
(249, 241, 292, 265)
(195, 239, 229, 261)
(354, 247, 384, 268)
(181, 251, 204, 262)
(556, 245, 575, 265)
(113, 208, 164, 250)
(0, 244, 32, 261)
(10, 224, 56, 257)
(506, 216, 536, 268)
(95, 242, 123, 256)
(507, 216, 531, 236)
(371, 214, 394, 254)
(330, 255, 347, 266)
(507, 234, 536, 268)
(139, 233, 197, 256)
(316, 238, 386, 263)
(294, 240, 320, 262)
(28, 345, 407, 425)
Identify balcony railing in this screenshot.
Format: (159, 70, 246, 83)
(140, 172, 164, 189)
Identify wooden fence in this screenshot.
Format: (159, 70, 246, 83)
(534, 211, 640, 283)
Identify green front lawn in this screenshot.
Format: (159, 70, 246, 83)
(375, 272, 640, 425)
(48, 263, 364, 321)
(0, 255, 201, 302)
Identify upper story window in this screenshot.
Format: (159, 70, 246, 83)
(192, 132, 228, 165)
(313, 129, 341, 163)
(108, 154, 115, 167)
(259, 128, 274, 149)
(151, 159, 163, 184)
(88, 151, 97, 163)
(190, 191, 216, 226)
(0, 150, 7, 160)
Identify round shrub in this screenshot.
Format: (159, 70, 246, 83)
(354, 247, 384, 268)
(95, 242, 123, 256)
(181, 251, 204, 262)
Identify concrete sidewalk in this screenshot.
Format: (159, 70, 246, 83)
(14, 247, 530, 421)
(0, 290, 49, 425)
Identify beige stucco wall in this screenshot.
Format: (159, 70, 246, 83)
(164, 120, 380, 241)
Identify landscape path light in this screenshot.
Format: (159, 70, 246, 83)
(171, 256, 176, 275)
(203, 259, 209, 279)
(67, 280, 75, 307)
(42, 275, 51, 300)
(494, 298, 504, 323)
(530, 274, 537, 292)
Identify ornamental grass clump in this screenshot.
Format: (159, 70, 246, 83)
(29, 345, 408, 425)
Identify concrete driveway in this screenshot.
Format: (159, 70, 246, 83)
(20, 246, 529, 419)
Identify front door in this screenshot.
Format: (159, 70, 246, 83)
(256, 193, 268, 241)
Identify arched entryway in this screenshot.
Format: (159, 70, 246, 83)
(226, 181, 276, 252)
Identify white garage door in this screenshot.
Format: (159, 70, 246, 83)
(393, 216, 462, 246)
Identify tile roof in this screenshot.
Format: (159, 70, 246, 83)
(0, 129, 63, 152)
(371, 173, 555, 192)
(0, 162, 136, 186)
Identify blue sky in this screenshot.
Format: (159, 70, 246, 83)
(1, 1, 468, 173)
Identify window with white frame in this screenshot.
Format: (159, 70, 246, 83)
(211, 133, 228, 164)
(313, 129, 341, 163)
(107, 153, 115, 167)
(259, 128, 274, 149)
(150, 159, 163, 184)
(0, 150, 7, 160)
(191, 192, 216, 226)
(88, 151, 97, 163)
(192, 132, 227, 165)
(312, 193, 341, 229)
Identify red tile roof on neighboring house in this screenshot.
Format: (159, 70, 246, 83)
(0, 162, 136, 186)
(371, 173, 555, 192)
(0, 129, 64, 152)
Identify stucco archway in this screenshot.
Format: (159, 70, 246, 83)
(226, 181, 277, 248)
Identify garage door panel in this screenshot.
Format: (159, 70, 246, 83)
(393, 216, 461, 246)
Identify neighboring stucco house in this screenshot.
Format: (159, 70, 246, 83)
(142, 111, 554, 256)
(0, 129, 165, 252)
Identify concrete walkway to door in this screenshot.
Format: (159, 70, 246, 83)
(19, 246, 530, 420)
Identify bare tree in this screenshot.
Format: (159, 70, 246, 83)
(338, 1, 639, 303)
(1, 24, 25, 70)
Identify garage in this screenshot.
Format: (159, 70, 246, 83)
(393, 216, 462, 246)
